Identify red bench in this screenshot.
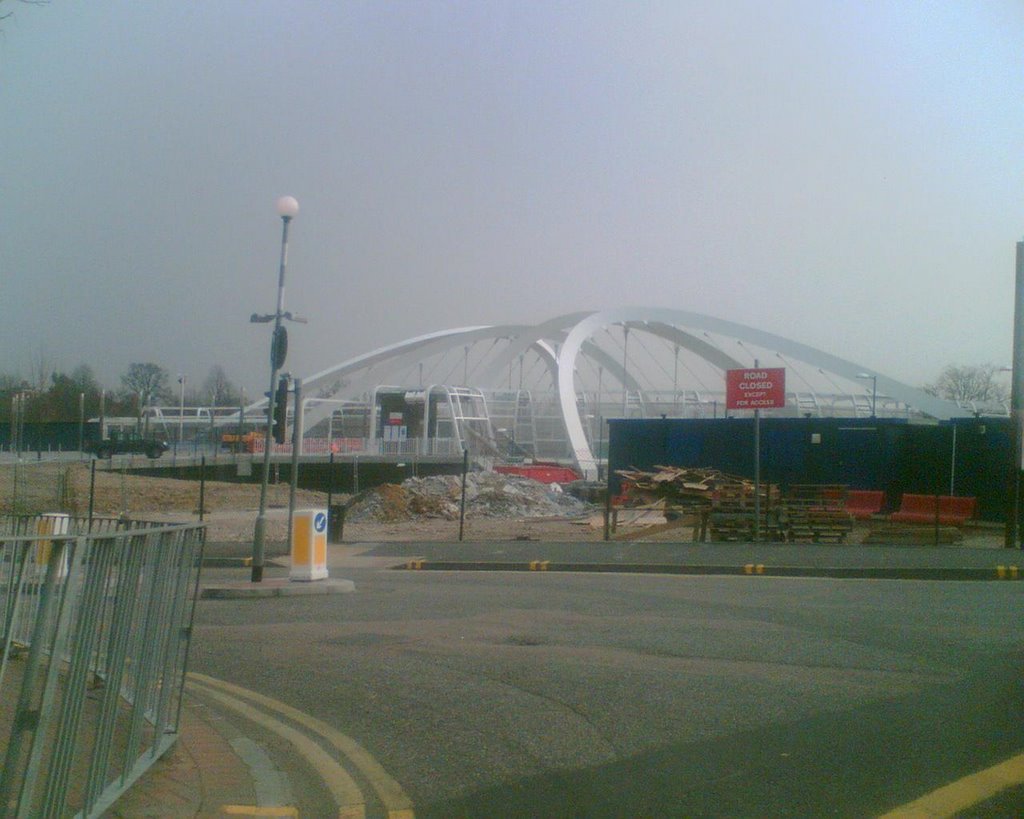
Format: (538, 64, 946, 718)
(846, 490, 885, 520)
(890, 494, 977, 526)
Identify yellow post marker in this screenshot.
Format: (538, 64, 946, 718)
(290, 509, 329, 582)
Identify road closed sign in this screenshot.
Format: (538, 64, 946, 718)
(726, 367, 786, 410)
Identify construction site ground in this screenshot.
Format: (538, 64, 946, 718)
(0, 461, 1006, 548)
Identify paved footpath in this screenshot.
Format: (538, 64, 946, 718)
(106, 700, 262, 818)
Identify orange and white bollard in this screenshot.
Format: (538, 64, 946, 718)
(289, 508, 329, 581)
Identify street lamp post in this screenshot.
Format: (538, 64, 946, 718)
(251, 195, 300, 582)
(857, 373, 877, 417)
(78, 392, 85, 454)
(177, 375, 186, 446)
(1008, 240, 1024, 549)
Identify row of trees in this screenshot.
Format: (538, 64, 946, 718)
(0, 360, 1011, 424)
(0, 362, 244, 423)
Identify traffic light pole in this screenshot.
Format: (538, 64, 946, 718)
(251, 214, 293, 582)
(286, 378, 302, 550)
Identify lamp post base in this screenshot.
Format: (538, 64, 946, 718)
(251, 515, 266, 582)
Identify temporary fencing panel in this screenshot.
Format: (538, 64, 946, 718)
(0, 521, 205, 817)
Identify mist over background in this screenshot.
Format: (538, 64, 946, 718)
(1, 1, 1021, 396)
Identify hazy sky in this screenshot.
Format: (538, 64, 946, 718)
(2, 1, 1022, 395)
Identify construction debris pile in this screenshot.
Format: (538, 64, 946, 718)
(614, 467, 859, 543)
(345, 472, 595, 523)
(614, 466, 761, 509)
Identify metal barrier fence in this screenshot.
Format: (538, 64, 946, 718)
(0, 521, 205, 818)
(0, 513, 146, 538)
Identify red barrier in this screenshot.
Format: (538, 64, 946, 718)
(890, 494, 977, 526)
(494, 464, 582, 485)
(846, 490, 885, 520)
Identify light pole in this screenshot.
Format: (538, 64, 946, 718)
(1008, 240, 1024, 548)
(857, 372, 877, 417)
(78, 392, 85, 454)
(177, 374, 186, 445)
(251, 195, 300, 582)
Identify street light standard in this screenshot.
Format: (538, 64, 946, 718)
(251, 195, 300, 582)
(177, 374, 186, 446)
(856, 373, 877, 417)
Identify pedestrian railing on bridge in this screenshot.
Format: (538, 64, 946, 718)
(0, 519, 205, 818)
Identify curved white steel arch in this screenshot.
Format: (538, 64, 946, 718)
(275, 323, 569, 432)
(557, 307, 962, 479)
(475, 311, 596, 385)
(246, 325, 490, 414)
(254, 307, 966, 475)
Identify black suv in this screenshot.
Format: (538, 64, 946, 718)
(85, 434, 170, 459)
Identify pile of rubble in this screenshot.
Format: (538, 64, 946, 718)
(345, 472, 594, 523)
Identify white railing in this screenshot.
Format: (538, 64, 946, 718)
(249, 436, 466, 457)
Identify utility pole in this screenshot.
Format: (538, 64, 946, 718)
(1008, 240, 1024, 548)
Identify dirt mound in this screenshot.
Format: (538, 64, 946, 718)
(346, 472, 594, 523)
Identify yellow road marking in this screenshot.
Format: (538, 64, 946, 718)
(222, 806, 298, 817)
(188, 680, 366, 818)
(189, 673, 415, 817)
(878, 752, 1024, 818)
(529, 560, 549, 571)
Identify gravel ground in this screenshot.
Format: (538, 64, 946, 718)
(0, 463, 1004, 547)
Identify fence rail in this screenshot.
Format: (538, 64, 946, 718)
(0, 521, 205, 818)
(0, 513, 145, 538)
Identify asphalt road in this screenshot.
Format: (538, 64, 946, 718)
(191, 567, 1024, 817)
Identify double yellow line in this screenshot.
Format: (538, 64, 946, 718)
(879, 753, 1024, 818)
(187, 672, 414, 819)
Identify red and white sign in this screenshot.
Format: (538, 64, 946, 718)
(726, 367, 786, 410)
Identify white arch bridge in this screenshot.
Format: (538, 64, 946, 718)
(190, 308, 977, 481)
(147, 309, 984, 478)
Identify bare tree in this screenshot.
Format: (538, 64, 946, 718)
(120, 362, 171, 421)
(201, 365, 239, 407)
(924, 364, 1009, 406)
(68, 363, 100, 396)
(27, 347, 53, 393)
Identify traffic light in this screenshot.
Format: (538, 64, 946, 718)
(272, 377, 289, 444)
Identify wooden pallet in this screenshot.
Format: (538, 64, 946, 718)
(708, 511, 784, 542)
(781, 485, 853, 543)
(707, 483, 783, 542)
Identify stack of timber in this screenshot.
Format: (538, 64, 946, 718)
(614, 466, 781, 541)
(615, 466, 748, 510)
(781, 484, 853, 543)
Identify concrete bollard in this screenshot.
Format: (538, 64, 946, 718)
(289, 508, 329, 582)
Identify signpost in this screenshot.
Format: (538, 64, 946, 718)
(725, 368, 786, 410)
(726, 366, 786, 541)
